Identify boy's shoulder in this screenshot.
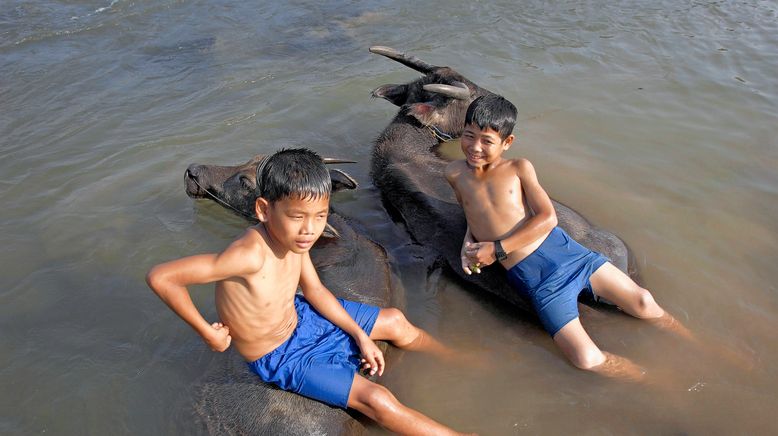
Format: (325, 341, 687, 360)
(444, 158, 468, 179)
(219, 225, 267, 273)
(511, 157, 537, 175)
(501, 157, 533, 173)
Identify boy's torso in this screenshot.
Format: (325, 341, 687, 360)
(450, 158, 549, 268)
(215, 226, 302, 362)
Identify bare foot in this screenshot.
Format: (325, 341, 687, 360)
(701, 338, 758, 372)
(655, 314, 757, 372)
(590, 352, 647, 383)
(454, 349, 493, 371)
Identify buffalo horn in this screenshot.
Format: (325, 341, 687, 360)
(323, 158, 357, 164)
(369, 46, 437, 74)
(423, 82, 471, 100)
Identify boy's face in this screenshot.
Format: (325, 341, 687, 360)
(256, 195, 330, 254)
(460, 124, 514, 168)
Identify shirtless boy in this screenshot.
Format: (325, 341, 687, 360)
(147, 148, 470, 434)
(445, 95, 692, 380)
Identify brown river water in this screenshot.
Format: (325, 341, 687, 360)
(1, 1, 776, 434)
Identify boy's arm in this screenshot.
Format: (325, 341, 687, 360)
(499, 158, 558, 254)
(446, 162, 478, 274)
(298, 252, 385, 376)
(145, 240, 262, 352)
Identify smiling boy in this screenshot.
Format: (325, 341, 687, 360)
(445, 95, 692, 380)
(147, 148, 470, 434)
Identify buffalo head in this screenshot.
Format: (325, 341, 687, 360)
(370, 46, 490, 140)
(185, 154, 358, 237)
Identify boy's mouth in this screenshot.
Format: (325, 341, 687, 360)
(467, 153, 484, 162)
(295, 239, 315, 249)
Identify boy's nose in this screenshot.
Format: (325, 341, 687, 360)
(301, 218, 316, 234)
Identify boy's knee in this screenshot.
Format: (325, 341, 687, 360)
(382, 308, 415, 342)
(383, 307, 406, 325)
(362, 384, 400, 419)
(634, 288, 662, 319)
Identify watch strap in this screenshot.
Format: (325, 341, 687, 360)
(495, 240, 508, 261)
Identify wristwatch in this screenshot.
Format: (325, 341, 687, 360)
(494, 240, 508, 262)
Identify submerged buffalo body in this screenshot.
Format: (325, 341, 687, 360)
(368, 46, 638, 311)
(184, 156, 397, 435)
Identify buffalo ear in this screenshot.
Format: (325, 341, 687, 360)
(406, 102, 438, 127)
(372, 84, 409, 107)
(330, 169, 358, 192)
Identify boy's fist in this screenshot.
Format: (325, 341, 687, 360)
(205, 322, 232, 352)
(461, 242, 478, 274)
(464, 242, 496, 268)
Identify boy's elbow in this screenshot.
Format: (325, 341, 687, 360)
(545, 211, 558, 230)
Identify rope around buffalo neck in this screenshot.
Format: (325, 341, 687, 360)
(427, 125, 454, 142)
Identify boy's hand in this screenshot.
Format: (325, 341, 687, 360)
(356, 335, 385, 376)
(464, 242, 497, 269)
(204, 322, 232, 352)
(461, 243, 476, 274)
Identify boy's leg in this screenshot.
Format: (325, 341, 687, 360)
(347, 374, 471, 435)
(369, 308, 456, 361)
(592, 263, 756, 371)
(553, 317, 646, 382)
(589, 263, 693, 340)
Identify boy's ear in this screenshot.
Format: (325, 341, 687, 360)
(255, 197, 270, 222)
(502, 134, 515, 149)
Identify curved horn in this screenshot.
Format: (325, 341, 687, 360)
(423, 82, 471, 100)
(369, 46, 437, 74)
(323, 158, 357, 164)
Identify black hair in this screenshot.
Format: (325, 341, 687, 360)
(256, 148, 331, 203)
(464, 94, 517, 140)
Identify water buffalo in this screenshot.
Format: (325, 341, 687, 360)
(184, 155, 399, 435)
(368, 46, 637, 312)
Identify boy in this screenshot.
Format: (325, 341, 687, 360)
(147, 148, 470, 435)
(445, 95, 692, 380)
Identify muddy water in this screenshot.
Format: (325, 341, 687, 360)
(1, 0, 776, 434)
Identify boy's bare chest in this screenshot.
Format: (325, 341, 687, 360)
(460, 172, 523, 210)
(249, 257, 301, 292)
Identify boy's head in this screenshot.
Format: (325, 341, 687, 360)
(461, 95, 517, 168)
(255, 148, 332, 203)
(464, 94, 517, 141)
(254, 148, 332, 253)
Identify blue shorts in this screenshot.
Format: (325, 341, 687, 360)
(247, 295, 380, 409)
(506, 227, 609, 337)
